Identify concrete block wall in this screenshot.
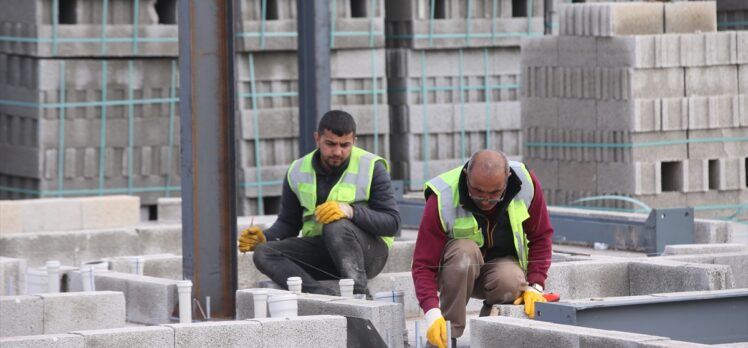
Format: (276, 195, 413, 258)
(0, 291, 125, 337)
(0, 256, 27, 295)
(521, 2, 748, 218)
(236, 0, 385, 51)
(0, 0, 178, 57)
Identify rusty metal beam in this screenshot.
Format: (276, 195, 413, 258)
(177, 0, 238, 318)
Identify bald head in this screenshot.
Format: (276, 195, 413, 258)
(467, 150, 509, 177)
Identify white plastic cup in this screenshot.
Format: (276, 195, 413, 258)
(177, 280, 193, 323)
(286, 276, 302, 294)
(339, 279, 355, 298)
(130, 256, 145, 276)
(45, 261, 61, 293)
(268, 293, 298, 318)
(80, 265, 96, 292)
(253, 290, 268, 318)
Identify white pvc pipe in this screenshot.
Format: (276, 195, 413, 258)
(338, 278, 354, 298)
(205, 296, 211, 320)
(286, 276, 302, 294)
(130, 256, 144, 276)
(253, 290, 268, 318)
(45, 261, 61, 293)
(177, 280, 193, 324)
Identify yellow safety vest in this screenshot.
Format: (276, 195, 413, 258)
(287, 146, 394, 248)
(424, 161, 535, 272)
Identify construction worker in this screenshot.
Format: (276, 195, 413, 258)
(238, 110, 401, 298)
(412, 150, 554, 348)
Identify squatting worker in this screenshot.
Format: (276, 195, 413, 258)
(412, 150, 554, 348)
(238, 110, 401, 298)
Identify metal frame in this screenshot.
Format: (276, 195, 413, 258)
(297, 0, 331, 155)
(536, 289, 748, 344)
(178, 0, 238, 318)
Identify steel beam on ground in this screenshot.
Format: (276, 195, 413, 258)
(297, 0, 331, 155)
(178, 0, 238, 318)
(536, 289, 748, 344)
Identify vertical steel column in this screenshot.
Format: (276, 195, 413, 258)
(296, 0, 331, 155)
(177, 0, 238, 318)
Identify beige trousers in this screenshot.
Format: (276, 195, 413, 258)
(438, 239, 527, 337)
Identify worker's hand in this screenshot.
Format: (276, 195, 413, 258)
(314, 201, 353, 224)
(238, 226, 266, 252)
(513, 285, 547, 319)
(425, 308, 448, 348)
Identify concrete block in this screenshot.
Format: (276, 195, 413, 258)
(597, 99, 660, 132)
(661, 98, 689, 131)
(164, 321, 262, 347)
(0, 200, 23, 234)
(664, 1, 717, 34)
(248, 315, 347, 348)
(0, 295, 43, 337)
(741, 64, 748, 95)
(738, 31, 748, 64)
(545, 260, 631, 299)
(687, 95, 741, 130)
(237, 251, 271, 290)
(135, 224, 182, 255)
(632, 68, 684, 99)
(663, 243, 748, 256)
(559, 99, 596, 130)
(17, 198, 82, 233)
(470, 316, 580, 347)
(381, 241, 415, 273)
(687, 129, 748, 160)
(0, 334, 84, 348)
(686, 65, 739, 97)
(597, 35, 655, 68)
(39, 291, 125, 334)
(631, 131, 688, 163)
(713, 252, 748, 288)
(108, 254, 182, 280)
(629, 260, 734, 295)
(0, 256, 27, 295)
(607, 3, 665, 36)
(157, 197, 181, 222)
(71, 326, 174, 348)
(693, 219, 730, 244)
(559, 161, 597, 193)
(80, 196, 140, 230)
(558, 36, 597, 67)
(520, 36, 558, 67)
(521, 98, 557, 129)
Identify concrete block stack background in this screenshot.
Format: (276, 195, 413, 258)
(384, 0, 559, 190)
(521, 1, 748, 220)
(229, 0, 390, 215)
(0, 0, 181, 206)
(717, 0, 748, 31)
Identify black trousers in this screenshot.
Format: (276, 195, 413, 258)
(253, 219, 388, 296)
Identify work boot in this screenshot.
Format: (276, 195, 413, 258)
(479, 300, 492, 317)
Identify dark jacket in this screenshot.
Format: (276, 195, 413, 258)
(263, 151, 401, 241)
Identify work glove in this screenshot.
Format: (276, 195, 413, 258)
(314, 201, 353, 224)
(513, 284, 547, 319)
(425, 308, 448, 348)
(238, 226, 266, 252)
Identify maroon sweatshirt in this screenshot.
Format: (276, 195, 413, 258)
(411, 169, 554, 313)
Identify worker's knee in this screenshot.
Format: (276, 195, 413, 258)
(321, 219, 355, 235)
(252, 243, 274, 269)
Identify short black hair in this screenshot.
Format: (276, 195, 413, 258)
(317, 110, 356, 136)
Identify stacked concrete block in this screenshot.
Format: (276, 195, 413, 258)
(0, 295, 43, 337)
(71, 326, 174, 348)
(236, 0, 385, 51)
(521, 2, 748, 218)
(164, 321, 263, 347)
(385, 0, 559, 49)
(387, 46, 523, 190)
(39, 291, 126, 334)
(717, 0, 748, 31)
(108, 253, 182, 279)
(544, 260, 631, 299)
(0, 54, 182, 205)
(249, 315, 348, 348)
(0, 0, 178, 57)
(628, 260, 734, 295)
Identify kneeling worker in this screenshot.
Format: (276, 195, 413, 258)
(238, 110, 401, 298)
(412, 150, 554, 347)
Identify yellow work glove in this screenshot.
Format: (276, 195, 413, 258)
(513, 285, 547, 319)
(314, 201, 353, 224)
(238, 226, 266, 252)
(425, 308, 448, 348)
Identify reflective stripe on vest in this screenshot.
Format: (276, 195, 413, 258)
(424, 161, 535, 272)
(287, 146, 394, 248)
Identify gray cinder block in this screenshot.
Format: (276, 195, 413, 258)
(0, 334, 84, 348)
(71, 326, 174, 348)
(157, 197, 182, 222)
(629, 260, 734, 295)
(664, 1, 717, 34)
(0, 256, 27, 295)
(79, 196, 140, 230)
(39, 291, 125, 334)
(382, 241, 415, 273)
(248, 315, 347, 348)
(108, 254, 182, 280)
(686, 65, 739, 97)
(545, 260, 631, 299)
(0, 295, 43, 337)
(632, 68, 685, 99)
(164, 320, 262, 347)
(367, 271, 420, 318)
(135, 224, 182, 255)
(663, 243, 748, 256)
